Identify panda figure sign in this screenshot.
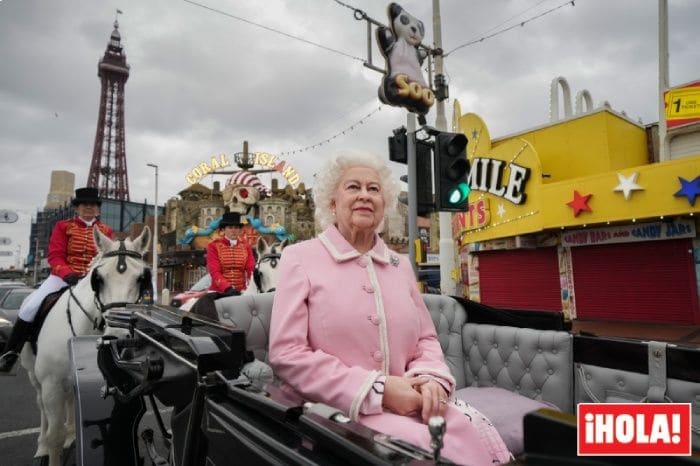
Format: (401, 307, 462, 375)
(377, 3, 435, 115)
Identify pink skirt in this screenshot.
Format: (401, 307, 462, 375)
(359, 399, 512, 465)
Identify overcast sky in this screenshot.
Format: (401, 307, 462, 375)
(1, 0, 698, 269)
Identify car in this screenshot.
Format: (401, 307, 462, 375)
(170, 274, 211, 308)
(0, 286, 34, 323)
(0, 281, 27, 302)
(0, 315, 12, 350)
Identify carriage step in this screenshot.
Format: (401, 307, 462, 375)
(141, 428, 169, 465)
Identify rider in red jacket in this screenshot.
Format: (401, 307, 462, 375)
(207, 212, 255, 294)
(0, 187, 113, 374)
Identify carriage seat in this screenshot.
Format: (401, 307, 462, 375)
(212, 292, 574, 455)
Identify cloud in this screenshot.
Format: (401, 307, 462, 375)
(0, 0, 698, 268)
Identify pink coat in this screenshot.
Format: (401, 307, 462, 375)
(269, 226, 510, 465)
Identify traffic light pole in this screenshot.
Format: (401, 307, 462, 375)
(406, 113, 419, 277)
(432, 0, 458, 296)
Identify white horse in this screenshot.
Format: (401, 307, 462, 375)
(243, 237, 288, 295)
(21, 227, 151, 466)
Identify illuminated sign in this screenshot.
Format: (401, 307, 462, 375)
(451, 198, 491, 238)
(466, 158, 531, 204)
(185, 152, 303, 189)
(376, 3, 434, 115)
(254, 152, 302, 188)
(185, 154, 231, 185)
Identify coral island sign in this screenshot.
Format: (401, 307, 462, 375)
(185, 154, 231, 184)
(185, 152, 303, 188)
(254, 152, 302, 188)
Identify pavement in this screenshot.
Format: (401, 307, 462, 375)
(571, 319, 700, 346)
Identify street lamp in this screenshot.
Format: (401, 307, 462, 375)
(147, 163, 159, 303)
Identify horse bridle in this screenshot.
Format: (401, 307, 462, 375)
(253, 251, 281, 292)
(66, 240, 150, 335)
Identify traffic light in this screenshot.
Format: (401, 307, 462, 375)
(388, 127, 408, 164)
(433, 131, 470, 211)
(398, 141, 434, 217)
(415, 140, 434, 216)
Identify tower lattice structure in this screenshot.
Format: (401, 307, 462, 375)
(88, 19, 131, 201)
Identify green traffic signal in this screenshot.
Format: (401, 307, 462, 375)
(448, 181, 471, 205)
(433, 131, 469, 211)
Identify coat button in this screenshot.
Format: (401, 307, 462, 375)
(373, 351, 384, 362)
(362, 285, 374, 293)
(357, 256, 369, 267)
(370, 315, 380, 325)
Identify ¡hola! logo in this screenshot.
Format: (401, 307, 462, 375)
(577, 403, 692, 456)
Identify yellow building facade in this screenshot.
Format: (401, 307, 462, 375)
(453, 107, 700, 324)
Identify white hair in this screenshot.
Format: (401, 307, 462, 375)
(313, 151, 399, 231)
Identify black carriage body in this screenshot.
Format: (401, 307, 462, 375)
(70, 301, 700, 466)
(70, 335, 146, 466)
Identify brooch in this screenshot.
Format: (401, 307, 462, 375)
(390, 255, 399, 267)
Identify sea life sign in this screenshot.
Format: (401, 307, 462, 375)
(376, 3, 434, 115)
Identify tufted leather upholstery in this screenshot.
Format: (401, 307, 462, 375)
(422, 294, 468, 387)
(214, 292, 274, 362)
(423, 294, 574, 412)
(461, 323, 573, 412)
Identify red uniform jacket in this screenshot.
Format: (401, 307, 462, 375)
(48, 217, 114, 279)
(207, 237, 255, 292)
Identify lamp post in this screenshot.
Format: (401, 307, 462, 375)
(147, 163, 159, 303)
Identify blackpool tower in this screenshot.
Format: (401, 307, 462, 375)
(87, 19, 131, 201)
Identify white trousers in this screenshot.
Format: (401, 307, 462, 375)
(17, 274, 68, 322)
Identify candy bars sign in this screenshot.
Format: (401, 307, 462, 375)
(577, 403, 692, 456)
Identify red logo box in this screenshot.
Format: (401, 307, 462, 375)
(577, 403, 692, 456)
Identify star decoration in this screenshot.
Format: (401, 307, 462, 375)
(496, 203, 506, 218)
(566, 190, 593, 217)
(613, 172, 643, 200)
(674, 176, 700, 206)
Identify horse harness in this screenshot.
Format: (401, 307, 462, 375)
(253, 249, 281, 293)
(66, 240, 151, 336)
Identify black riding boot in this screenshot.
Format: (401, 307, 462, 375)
(0, 317, 32, 375)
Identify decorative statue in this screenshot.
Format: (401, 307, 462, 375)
(377, 3, 434, 115)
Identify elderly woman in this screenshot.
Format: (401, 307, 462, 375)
(269, 152, 511, 465)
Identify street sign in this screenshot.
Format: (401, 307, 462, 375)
(665, 80, 700, 129)
(0, 237, 11, 245)
(0, 210, 19, 223)
(0, 251, 13, 257)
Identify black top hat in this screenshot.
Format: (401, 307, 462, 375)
(71, 187, 102, 206)
(219, 212, 244, 228)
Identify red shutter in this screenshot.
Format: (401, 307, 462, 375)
(571, 239, 699, 323)
(478, 248, 561, 311)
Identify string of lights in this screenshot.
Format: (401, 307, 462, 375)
(459, 209, 540, 238)
(473, 0, 552, 40)
(182, 0, 364, 62)
(279, 106, 383, 156)
(445, 0, 576, 56)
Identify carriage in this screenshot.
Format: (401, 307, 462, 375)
(18, 228, 700, 465)
(65, 293, 700, 466)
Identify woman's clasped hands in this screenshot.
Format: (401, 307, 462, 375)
(382, 375, 448, 423)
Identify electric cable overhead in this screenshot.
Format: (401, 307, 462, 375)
(279, 106, 383, 156)
(445, 0, 576, 56)
(183, 0, 364, 62)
